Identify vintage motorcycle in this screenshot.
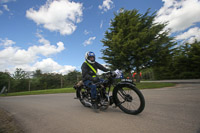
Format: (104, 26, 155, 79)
(74, 71, 145, 115)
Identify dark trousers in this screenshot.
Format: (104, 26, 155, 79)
(83, 80, 97, 99)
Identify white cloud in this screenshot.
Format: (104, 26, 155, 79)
(83, 37, 96, 46)
(0, 38, 16, 47)
(0, 0, 16, 4)
(99, 0, 114, 13)
(3, 5, 9, 11)
(7, 58, 76, 75)
(38, 37, 50, 45)
(30, 32, 65, 56)
(84, 30, 89, 35)
(176, 27, 200, 44)
(117, 8, 124, 13)
(13, 48, 37, 65)
(155, 0, 200, 33)
(0, 4, 11, 16)
(32, 58, 76, 74)
(100, 20, 103, 28)
(26, 0, 83, 35)
(0, 41, 64, 66)
(28, 41, 65, 57)
(0, 37, 68, 73)
(0, 46, 35, 66)
(36, 30, 50, 45)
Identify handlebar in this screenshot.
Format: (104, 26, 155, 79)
(104, 71, 117, 78)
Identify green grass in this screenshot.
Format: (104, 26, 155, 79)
(1, 88, 75, 97)
(0, 82, 175, 97)
(136, 82, 175, 89)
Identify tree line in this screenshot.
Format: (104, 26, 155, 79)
(151, 41, 200, 80)
(0, 69, 81, 93)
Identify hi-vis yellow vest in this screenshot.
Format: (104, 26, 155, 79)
(85, 61, 97, 77)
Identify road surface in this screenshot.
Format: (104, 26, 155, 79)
(141, 79, 200, 83)
(0, 83, 200, 133)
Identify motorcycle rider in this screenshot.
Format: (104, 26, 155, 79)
(81, 51, 109, 109)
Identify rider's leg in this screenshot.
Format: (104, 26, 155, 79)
(90, 84, 97, 99)
(89, 84, 98, 110)
(83, 80, 97, 100)
(84, 80, 97, 99)
(83, 80, 98, 110)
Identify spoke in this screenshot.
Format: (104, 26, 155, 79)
(127, 101, 130, 109)
(118, 100, 126, 106)
(125, 100, 137, 110)
(117, 91, 125, 99)
(130, 101, 138, 109)
(118, 87, 141, 111)
(132, 100, 140, 110)
(119, 88, 127, 95)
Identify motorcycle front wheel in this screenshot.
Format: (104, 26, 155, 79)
(113, 83, 145, 115)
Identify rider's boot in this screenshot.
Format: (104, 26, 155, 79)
(91, 98, 98, 111)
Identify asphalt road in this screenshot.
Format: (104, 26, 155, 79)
(141, 79, 200, 83)
(0, 83, 200, 133)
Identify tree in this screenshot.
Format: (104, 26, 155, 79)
(0, 72, 12, 91)
(188, 41, 200, 75)
(31, 69, 43, 90)
(171, 41, 200, 79)
(33, 69, 42, 78)
(12, 68, 30, 92)
(64, 70, 81, 86)
(13, 68, 29, 80)
(152, 40, 200, 79)
(101, 9, 176, 82)
(40, 73, 62, 89)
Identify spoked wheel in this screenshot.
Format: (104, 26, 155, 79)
(113, 84, 145, 115)
(76, 87, 91, 107)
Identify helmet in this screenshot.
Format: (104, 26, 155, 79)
(85, 51, 95, 64)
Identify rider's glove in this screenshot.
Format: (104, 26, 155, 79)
(111, 71, 117, 77)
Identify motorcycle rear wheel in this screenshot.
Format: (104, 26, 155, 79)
(76, 87, 91, 107)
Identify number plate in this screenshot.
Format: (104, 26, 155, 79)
(121, 79, 133, 82)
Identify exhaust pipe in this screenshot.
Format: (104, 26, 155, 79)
(83, 100, 92, 107)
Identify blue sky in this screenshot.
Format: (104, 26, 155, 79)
(0, 0, 200, 74)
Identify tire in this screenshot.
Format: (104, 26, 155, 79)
(113, 83, 145, 115)
(76, 87, 91, 107)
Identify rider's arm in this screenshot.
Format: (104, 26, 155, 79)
(95, 62, 109, 72)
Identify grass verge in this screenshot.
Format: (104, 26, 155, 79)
(0, 82, 175, 97)
(1, 88, 74, 97)
(136, 82, 175, 89)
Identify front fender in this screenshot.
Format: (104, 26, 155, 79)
(114, 81, 136, 89)
(121, 81, 135, 85)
